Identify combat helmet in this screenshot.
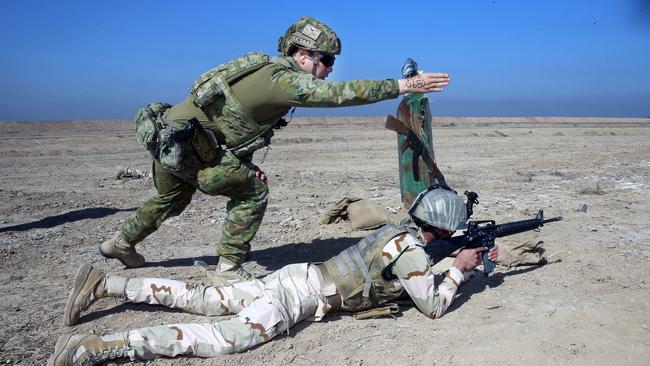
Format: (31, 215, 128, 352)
(408, 185, 468, 232)
(278, 16, 341, 56)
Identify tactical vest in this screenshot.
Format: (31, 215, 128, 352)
(190, 52, 293, 155)
(318, 224, 420, 311)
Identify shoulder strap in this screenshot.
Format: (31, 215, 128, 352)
(270, 56, 293, 68)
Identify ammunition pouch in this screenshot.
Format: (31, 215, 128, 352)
(134, 102, 222, 171)
(191, 126, 220, 164)
(156, 118, 221, 171)
(134, 102, 172, 155)
(156, 121, 189, 172)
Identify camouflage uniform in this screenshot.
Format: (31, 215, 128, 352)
(120, 56, 400, 265)
(69, 226, 462, 362)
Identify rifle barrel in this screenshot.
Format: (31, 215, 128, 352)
(543, 216, 563, 224)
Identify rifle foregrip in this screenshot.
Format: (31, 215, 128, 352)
(494, 219, 543, 237)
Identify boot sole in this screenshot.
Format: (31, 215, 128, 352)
(63, 264, 93, 326)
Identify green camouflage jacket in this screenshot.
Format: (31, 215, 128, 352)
(167, 56, 400, 134)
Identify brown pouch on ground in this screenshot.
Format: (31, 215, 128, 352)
(318, 197, 361, 224)
(353, 303, 400, 320)
(496, 239, 547, 267)
(347, 199, 390, 230)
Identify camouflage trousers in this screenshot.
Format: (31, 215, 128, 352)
(119, 146, 268, 264)
(112, 263, 328, 359)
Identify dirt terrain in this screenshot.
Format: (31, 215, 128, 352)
(0, 116, 649, 365)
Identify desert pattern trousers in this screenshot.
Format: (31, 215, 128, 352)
(114, 263, 326, 359)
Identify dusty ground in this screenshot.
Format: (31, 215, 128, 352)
(0, 116, 649, 365)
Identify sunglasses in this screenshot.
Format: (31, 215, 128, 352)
(317, 53, 336, 67)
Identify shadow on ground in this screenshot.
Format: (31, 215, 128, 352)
(0, 207, 137, 232)
(250, 236, 360, 271)
(446, 264, 546, 313)
(77, 302, 184, 325)
(146, 236, 361, 271)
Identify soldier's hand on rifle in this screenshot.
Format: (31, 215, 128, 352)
(452, 247, 487, 272)
(398, 73, 450, 94)
(487, 245, 499, 262)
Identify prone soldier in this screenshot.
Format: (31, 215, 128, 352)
(100, 16, 452, 284)
(49, 187, 498, 365)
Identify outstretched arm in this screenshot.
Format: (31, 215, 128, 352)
(272, 69, 450, 108)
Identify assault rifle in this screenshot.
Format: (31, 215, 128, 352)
(424, 193, 562, 275)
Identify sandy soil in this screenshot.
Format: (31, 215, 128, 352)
(0, 116, 649, 365)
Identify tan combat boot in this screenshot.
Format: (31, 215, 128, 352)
(208, 257, 254, 286)
(47, 333, 130, 366)
(99, 231, 145, 268)
(64, 264, 127, 326)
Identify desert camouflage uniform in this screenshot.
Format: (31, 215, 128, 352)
(95, 227, 462, 360)
(120, 57, 400, 264)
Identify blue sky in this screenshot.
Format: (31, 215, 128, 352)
(1, 0, 649, 120)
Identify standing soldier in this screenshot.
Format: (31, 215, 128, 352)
(49, 187, 498, 365)
(100, 16, 451, 284)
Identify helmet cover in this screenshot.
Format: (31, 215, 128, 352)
(409, 187, 468, 232)
(278, 16, 341, 56)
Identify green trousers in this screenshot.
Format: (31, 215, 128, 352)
(120, 147, 268, 265)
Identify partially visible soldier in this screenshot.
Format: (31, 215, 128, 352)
(49, 187, 498, 365)
(100, 16, 451, 284)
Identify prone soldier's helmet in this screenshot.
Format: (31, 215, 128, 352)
(278, 16, 342, 56)
(408, 186, 468, 232)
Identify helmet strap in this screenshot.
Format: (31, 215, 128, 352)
(311, 62, 318, 77)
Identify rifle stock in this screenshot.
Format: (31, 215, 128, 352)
(385, 115, 412, 135)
